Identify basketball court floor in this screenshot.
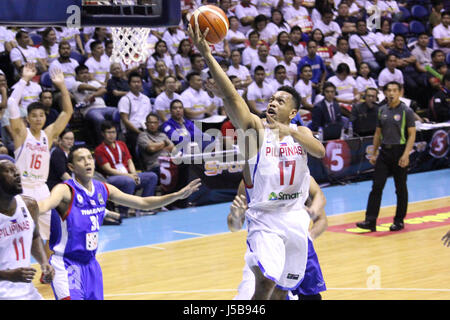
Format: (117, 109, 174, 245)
(33, 168, 450, 300)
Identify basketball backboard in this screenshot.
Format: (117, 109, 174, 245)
(0, 0, 181, 27)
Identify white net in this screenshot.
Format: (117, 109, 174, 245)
(83, 0, 152, 65)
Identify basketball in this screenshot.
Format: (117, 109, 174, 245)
(189, 5, 229, 44)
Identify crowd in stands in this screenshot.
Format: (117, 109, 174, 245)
(0, 0, 449, 220)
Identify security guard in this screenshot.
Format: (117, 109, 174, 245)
(356, 81, 416, 232)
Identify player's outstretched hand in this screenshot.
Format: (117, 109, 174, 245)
(22, 62, 37, 82)
(228, 194, 247, 232)
(187, 18, 211, 57)
(50, 67, 66, 89)
(40, 263, 55, 284)
(442, 230, 450, 247)
(2, 267, 37, 283)
(177, 178, 202, 200)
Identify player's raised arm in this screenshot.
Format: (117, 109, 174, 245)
(37, 183, 72, 214)
(45, 67, 74, 146)
(188, 21, 261, 132)
(107, 178, 202, 211)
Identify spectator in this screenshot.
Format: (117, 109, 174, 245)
(235, 0, 260, 34)
(180, 71, 216, 120)
(331, 36, 357, 76)
(55, 26, 84, 55)
(384, 0, 402, 21)
(49, 41, 79, 91)
(310, 29, 334, 70)
(162, 26, 187, 56)
(432, 10, 450, 55)
(378, 54, 404, 89)
(428, 62, 448, 93)
(412, 33, 434, 72)
(389, 34, 428, 107)
(314, 9, 342, 47)
(280, 45, 298, 84)
(137, 113, 175, 174)
(350, 87, 379, 136)
(251, 44, 278, 79)
(265, 9, 291, 44)
(288, 26, 307, 64)
(84, 27, 109, 56)
(242, 30, 260, 68)
(284, 0, 314, 34)
(72, 64, 117, 145)
(294, 64, 317, 111)
(375, 18, 395, 51)
(46, 128, 74, 191)
(41, 90, 59, 128)
(211, 37, 231, 61)
(147, 40, 175, 84)
(246, 14, 271, 44)
(429, 71, 450, 123)
(226, 16, 247, 52)
(94, 120, 158, 218)
(429, 1, 444, 29)
(269, 64, 291, 93)
(161, 99, 212, 151)
(151, 60, 172, 97)
(269, 31, 291, 62)
(227, 49, 253, 88)
(38, 27, 59, 71)
(11, 67, 42, 110)
(118, 71, 152, 160)
(247, 65, 274, 116)
(10, 30, 44, 75)
(219, 0, 235, 16)
(328, 63, 360, 106)
(355, 62, 378, 96)
(189, 53, 209, 81)
(106, 62, 129, 107)
(297, 40, 327, 93)
(173, 38, 193, 82)
(154, 75, 182, 123)
(349, 19, 388, 75)
(365, 0, 389, 18)
(255, 0, 279, 18)
(85, 40, 111, 86)
(334, 2, 357, 35)
(309, 81, 344, 139)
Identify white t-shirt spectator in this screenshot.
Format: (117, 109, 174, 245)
(255, 0, 279, 17)
(280, 60, 298, 84)
(250, 55, 278, 79)
(235, 3, 260, 34)
(0, 27, 15, 52)
(245, 27, 272, 44)
(355, 76, 378, 94)
(147, 54, 175, 75)
(227, 64, 251, 82)
(162, 29, 187, 56)
(154, 91, 182, 120)
(118, 92, 152, 133)
(375, 32, 394, 47)
(12, 81, 42, 110)
(38, 44, 59, 64)
(328, 75, 357, 102)
(283, 5, 309, 27)
(264, 22, 291, 43)
(56, 27, 80, 51)
(411, 46, 433, 68)
(10, 45, 40, 66)
(85, 55, 111, 83)
(290, 42, 307, 64)
(226, 29, 247, 51)
(49, 58, 79, 91)
(180, 87, 213, 120)
(294, 79, 314, 106)
(331, 52, 357, 74)
(173, 54, 191, 78)
(315, 20, 342, 47)
(247, 80, 273, 113)
(145, 33, 160, 56)
(268, 78, 291, 93)
(432, 23, 450, 54)
(71, 80, 106, 117)
(378, 67, 404, 88)
(349, 32, 380, 62)
(365, 0, 388, 16)
(242, 46, 259, 67)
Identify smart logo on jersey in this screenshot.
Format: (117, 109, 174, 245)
(22, 171, 29, 177)
(268, 191, 302, 201)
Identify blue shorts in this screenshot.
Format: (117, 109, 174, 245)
(50, 254, 104, 300)
(291, 238, 326, 296)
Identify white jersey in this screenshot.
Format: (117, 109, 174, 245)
(14, 129, 50, 187)
(246, 124, 310, 212)
(0, 195, 42, 300)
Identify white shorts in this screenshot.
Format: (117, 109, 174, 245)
(245, 208, 310, 290)
(22, 183, 51, 241)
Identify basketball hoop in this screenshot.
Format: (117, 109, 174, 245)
(83, 0, 152, 65)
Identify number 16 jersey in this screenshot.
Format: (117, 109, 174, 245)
(246, 125, 310, 212)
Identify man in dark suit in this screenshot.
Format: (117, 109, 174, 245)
(309, 82, 343, 140)
(350, 87, 379, 136)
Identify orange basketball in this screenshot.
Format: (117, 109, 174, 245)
(189, 5, 229, 44)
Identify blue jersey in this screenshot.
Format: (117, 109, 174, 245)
(49, 178, 109, 263)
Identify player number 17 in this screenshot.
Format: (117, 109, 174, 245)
(278, 160, 296, 185)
